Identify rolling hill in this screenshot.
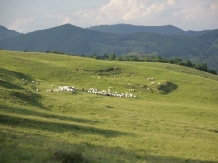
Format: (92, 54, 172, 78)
(0, 50, 218, 163)
(0, 24, 217, 71)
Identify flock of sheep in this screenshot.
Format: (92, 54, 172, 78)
(22, 75, 161, 98)
(87, 87, 137, 98)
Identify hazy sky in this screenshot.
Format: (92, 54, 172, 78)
(1, 0, 218, 33)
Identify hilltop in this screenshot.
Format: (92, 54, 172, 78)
(0, 50, 218, 163)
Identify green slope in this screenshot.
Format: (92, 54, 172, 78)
(0, 50, 218, 163)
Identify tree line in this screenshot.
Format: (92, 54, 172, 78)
(89, 53, 217, 75)
(45, 50, 217, 75)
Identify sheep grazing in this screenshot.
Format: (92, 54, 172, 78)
(87, 88, 136, 98)
(151, 82, 155, 84)
(22, 78, 28, 83)
(36, 88, 39, 92)
(46, 89, 53, 92)
(114, 75, 116, 78)
(147, 78, 154, 81)
(129, 88, 135, 92)
(58, 86, 75, 92)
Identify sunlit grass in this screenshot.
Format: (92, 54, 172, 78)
(0, 50, 218, 162)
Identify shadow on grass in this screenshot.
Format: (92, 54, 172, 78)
(0, 129, 217, 163)
(0, 104, 98, 124)
(0, 67, 47, 109)
(0, 67, 31, 81)
(0, 114, 129, 138)
(158, 81, 178, 94)
(78, 143, 218, 163)
(0, 80, 24, 90)
(0, 89, 47, 110)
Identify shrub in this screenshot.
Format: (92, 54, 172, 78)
(50, 151, 85, 163)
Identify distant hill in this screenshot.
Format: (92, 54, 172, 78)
(0, 24, 118, 54)
(87, 24, 185, 35)
(0, 24, 217, 71)
(87, 24, 213, 36)
(0, 25, 21, 40)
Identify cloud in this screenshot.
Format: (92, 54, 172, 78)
(8, 17, 36, 33)
(167, 0, 175, 6)
(7, 0, 218, 33)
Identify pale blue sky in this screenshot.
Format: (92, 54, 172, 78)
(0, 0, 218, 33)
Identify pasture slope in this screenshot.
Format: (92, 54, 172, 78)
(0, 50, 218, 163)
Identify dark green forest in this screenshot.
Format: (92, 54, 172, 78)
(0, 24, 217, 71)
(87, 24, 212, 36)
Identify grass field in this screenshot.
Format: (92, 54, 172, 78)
(0, 50, 218, 163)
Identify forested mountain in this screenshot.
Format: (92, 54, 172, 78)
(87, 24, 184, 35)
(87, 24, 213, 36)
(0, 24, 217, 71)
(0, 25, 21, 40)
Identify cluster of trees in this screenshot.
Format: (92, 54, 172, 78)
(46, 50, 64, 54)
(90, 53, 217, 75)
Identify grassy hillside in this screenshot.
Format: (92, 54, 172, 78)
(0, 50, 218, 163)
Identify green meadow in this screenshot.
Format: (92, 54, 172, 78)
(0, 50, 218, 163)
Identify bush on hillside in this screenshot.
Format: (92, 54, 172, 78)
(158, 82, 178, 94)
(50, 151, 85, 163)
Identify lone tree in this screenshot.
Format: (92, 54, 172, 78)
(109, 53, 116, 61)
(185, 60, 192, 67)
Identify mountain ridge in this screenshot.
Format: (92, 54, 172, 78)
(0, 23, 217, 71)
(87, 24, 213, 36)
(0, 25, 22, 40)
